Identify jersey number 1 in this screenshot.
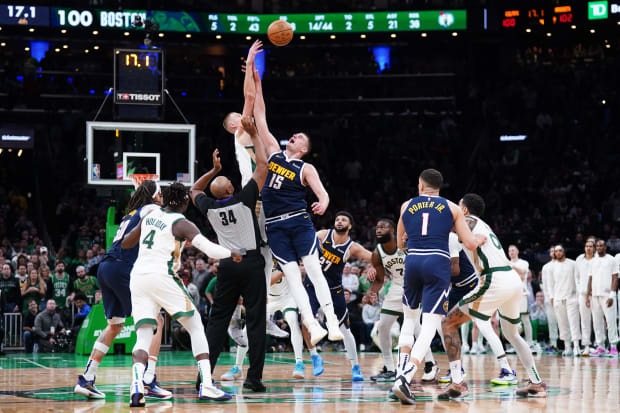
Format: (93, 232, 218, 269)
(421, 212, 429, 236)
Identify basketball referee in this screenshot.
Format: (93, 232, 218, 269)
(190, 116, 268, 392)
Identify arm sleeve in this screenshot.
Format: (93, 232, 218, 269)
(192, 234, 231, 259)
(239, 179, 259, 209)
(194, 193, 214, 216)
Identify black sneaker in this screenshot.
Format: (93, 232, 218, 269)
(370, 366, 396, 382)
(392, 375, 415, 405)
(195, 371, 201, 391)
(243, 379, 267, 392)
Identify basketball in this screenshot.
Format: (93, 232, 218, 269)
(267, 20, 293, 46)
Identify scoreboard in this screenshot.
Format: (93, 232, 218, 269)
(0, 5, 467, 32)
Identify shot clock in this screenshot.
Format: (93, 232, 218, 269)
(113, 49, 164, 106)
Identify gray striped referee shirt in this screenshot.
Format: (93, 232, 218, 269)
(194, 179, 261, 252)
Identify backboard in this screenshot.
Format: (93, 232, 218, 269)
(86, 121, 195, 186)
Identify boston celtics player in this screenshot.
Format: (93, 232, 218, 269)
(439, 193, 546, 400)
(364, 218, 438, 383)
(122, 183, 245, 406)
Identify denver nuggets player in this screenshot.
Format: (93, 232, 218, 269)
(251, 66, 343, 344)
(74, 180, 170, 400)
(303, 211, 372, 381)
(392, 169, 486, 405)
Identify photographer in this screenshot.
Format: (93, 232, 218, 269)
(33, 299, 65, 353)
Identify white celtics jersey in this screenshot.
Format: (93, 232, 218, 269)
(132, 208, 186, 277)
(269, 274, 289, 298)
(377, 244, 405, 288)
(234, 130, 255, 187)
(464, 215, 512, 274)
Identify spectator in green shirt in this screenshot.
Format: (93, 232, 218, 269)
(72, 265, 98, 304)
(51, 261, 71, 309)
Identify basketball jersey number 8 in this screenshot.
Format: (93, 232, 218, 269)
(421, 212, 429, 236)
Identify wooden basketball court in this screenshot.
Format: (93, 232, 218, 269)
(0, 351, 618, 412)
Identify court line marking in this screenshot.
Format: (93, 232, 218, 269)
(17, 358, 50, 369)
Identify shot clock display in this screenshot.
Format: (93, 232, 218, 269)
(0, 4, 49, 25)
(114, 49, 164, 106)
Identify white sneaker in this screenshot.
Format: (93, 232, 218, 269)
(582, 346, 594, 357)
(325, 314, 344, 341)
(562, 348, 572, 357)
(573, 345, 581, 357)
(461, 344, 470, 354)
(199, 383, 232, 401)
(470, 343, 482, 355)
(305, 319, 328, 346)
(421, 362, 439, 382)
(505, 345, 516, 354)
(266, 317, 290, 338)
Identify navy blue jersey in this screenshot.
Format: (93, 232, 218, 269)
(319, 229, 353, 288)
(454, 250, 477, 286)
(403, 195, 453, 256)
(104, 205, 152, 264)
(261, 151, 308, 218)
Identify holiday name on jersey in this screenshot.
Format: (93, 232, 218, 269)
(145, 217, 167, 231)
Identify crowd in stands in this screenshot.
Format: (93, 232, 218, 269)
(0, 32, 619, 355)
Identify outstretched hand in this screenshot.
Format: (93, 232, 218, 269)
(212, 149, 221, 171)
(240, 116, 257, 137)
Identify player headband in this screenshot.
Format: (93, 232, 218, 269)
(152, 181, 161, 199)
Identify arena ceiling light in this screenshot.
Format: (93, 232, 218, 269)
(0, 42, 5, 47)
(61, 29, 67, 34)
(360, 34, 366, 38)
(300, 35, 306, 39)
(500, 134, 527, 142)
(590, 28, 596, 33)
(28, 28, 34, 32)
(62, 44, 68, 48)
(390, 33, 396, 38)
(546, 32, 552, 36)
(92, 30, 99, 35)
(123, 31, 130, 36)
(215, 34, 222, 39)
(330, 34, 336, 39)
(421, 32, 427, 37)
(245, 35, 251, 40)
(571, 25, 577, 29)
(526, 28, 532, 32)
(158, 33, 164, 37)
(94, 45, 99, 50)
(185, 33, 191, 38)
(452, 32, 458, 36)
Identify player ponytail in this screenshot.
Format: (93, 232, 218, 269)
(126, 180, 158, 213)
(163, 182, 190, 210)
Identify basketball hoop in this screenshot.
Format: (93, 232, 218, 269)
(129, 173, 160, 189)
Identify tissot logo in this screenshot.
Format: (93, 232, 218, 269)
(116, 93, 162, 103)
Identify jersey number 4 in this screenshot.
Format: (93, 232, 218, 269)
(142, 230, 156, 249)
(219, 210, 237, 226)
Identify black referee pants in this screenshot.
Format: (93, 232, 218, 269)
(206, 251, 266, 382)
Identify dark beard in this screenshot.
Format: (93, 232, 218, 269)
(377, 233, 392, 243)
(334, 227, 348, 234)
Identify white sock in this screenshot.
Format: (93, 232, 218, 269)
(143, 355, 158, 384)
(310, 347, 319, 357)
(476, 319, 508, 364)
(198, 359, 213, 386)
(460, 322, 470, 347)
(132, 362, 145, 388)
(378, 313, 397, 371)
(501, 319, 542, 384)
(83, 357, 101, 381)
(301, 254, 336, 317)
(281, 262, 315, 321)
(498, 356, 511, 371)
(236, 344, 249, 368)
(285, 311, 304, 363)
(477, 331, 484, 347)
(521, 314, 533, 345)
(340, 325, 359, 366)
(449, 360, 463, 383)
